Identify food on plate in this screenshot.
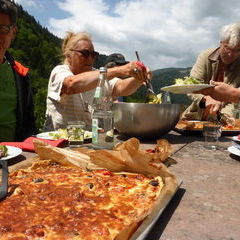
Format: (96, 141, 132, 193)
(0, 138, 177, 240)
(176, 119, 240, 131)
(49, 128, 68, 139)
(174, 76, 203, 85)
(0, 145, 7, 158)
(48, 128, 92, 140)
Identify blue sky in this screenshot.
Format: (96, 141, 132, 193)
(15, 0, 240, 70)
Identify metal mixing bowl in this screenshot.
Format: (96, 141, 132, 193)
(113, 102, 181, 138)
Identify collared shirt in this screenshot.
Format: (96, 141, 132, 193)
(44, 65, 118, 131)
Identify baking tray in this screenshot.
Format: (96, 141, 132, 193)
(1, 158, 181, 240)
(131, 179, 182, 240)
(174, 127, 240, 136)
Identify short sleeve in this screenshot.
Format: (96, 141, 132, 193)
(105, 77, 118, 95)
(47, 65, 73, 102)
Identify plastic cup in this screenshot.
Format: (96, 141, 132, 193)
(203, 123, 222, 150)
(67, 121, 86, 147)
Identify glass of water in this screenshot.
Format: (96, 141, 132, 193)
(203, 122, 222, 150)
(67, 121, 86, 147)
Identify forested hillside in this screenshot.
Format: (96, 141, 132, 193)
(9, 4, 192, 131)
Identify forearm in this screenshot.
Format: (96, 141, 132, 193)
(112, 77, 143, 96)
(61, 62, 146, 95)
(229, 88, 240, 103)
(62, 70, 100, 95)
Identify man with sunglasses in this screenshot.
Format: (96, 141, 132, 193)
(182, 22, 240, 125)
(0, 0, 36, 141)
(44, 31, 152, 131)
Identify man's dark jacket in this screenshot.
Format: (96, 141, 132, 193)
(5, 51, 36, 141)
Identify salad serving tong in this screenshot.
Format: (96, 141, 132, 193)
(135, 51, 160, 103)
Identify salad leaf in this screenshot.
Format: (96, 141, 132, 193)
(175, 76, 203, 85)
(146, 93, 162, 104)
(0, 145, 8, 158)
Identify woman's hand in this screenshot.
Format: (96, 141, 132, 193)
(116, 61, 151, 84)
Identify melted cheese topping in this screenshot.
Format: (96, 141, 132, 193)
(0, 161, 164, 240)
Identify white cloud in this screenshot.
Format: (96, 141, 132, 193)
(15, 0, 36, 7)
(19, 0, 240, 69)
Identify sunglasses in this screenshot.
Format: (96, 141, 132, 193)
(70, 49, 99, 58)
(0, 24, 13, 34)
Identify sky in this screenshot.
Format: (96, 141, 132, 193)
(14, 0, 240, 70)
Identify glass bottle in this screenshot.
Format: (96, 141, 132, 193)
(92, 67, 114, 149)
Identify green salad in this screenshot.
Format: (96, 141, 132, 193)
(146, 93, 162, 104)
(0, 145, 8, 158)
(48, 128, 92, 140)
(174, 76, 203, 85)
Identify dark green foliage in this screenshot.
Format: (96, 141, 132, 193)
(9, 4, 62, 130)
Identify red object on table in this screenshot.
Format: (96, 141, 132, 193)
(0, 137, 67, 152)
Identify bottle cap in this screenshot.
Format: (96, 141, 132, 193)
(99, 67, 107, 72)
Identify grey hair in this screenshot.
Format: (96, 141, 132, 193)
(220, 22, 240, 47)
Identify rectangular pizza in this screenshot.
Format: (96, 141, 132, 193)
(0, 138, 178, 240)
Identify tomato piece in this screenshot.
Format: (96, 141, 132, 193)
(145, 149, 155, 153)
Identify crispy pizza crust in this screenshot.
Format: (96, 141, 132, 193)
(176, 119, 240, 130)
(0, 138, 178, 240)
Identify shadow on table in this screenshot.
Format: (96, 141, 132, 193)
(116, 133, 195, 144)
(229, 153, 240, 162)
(7, 155, 27, 166)
(145, 187, 186, 240)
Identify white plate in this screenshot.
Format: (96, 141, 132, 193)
(228, 146, 240, 157)
(161, 84, 214, 94)
(0, 146, 22, 161)
(36, 131, 59, 140)
(37, 131, 92, 140)
(232, 136, 240, 142)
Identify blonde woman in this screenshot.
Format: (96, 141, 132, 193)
(44, 32, 151, 130)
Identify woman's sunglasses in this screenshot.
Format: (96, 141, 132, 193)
(70, 49, 99, 58)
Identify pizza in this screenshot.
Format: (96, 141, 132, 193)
(176, 120, 240, 131)
(0, 138, 177, 240)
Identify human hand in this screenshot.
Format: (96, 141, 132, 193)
(201, 95, 222, 120)
(120, 61, 151, 83)
(195, 81, 239, 103)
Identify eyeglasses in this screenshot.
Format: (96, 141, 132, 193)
(0, 24, 13, 34)
(70, 49, 99, 58)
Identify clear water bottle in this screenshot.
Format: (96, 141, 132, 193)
(162, 91, 171, 104)
(92, 67, 114, 149)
